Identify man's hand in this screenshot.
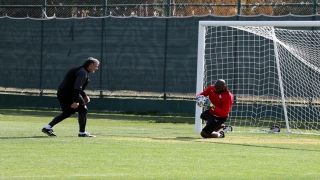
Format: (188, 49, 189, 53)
(71, 102, 79, 109)
(84, 96, 90, 104)
(209, 103, 215, 110)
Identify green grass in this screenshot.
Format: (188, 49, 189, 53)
(0, 109, 319, 180)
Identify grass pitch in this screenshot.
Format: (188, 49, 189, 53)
(0, 109, 319, 180)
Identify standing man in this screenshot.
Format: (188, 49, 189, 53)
(42, 57, 100, 137)
(196, 79, 234, 138)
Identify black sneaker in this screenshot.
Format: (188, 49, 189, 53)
(78, 132, 96, 137)
(42, 128, 57, 136)
(219, 131, 225, 138)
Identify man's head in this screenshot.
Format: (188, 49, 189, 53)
(83, 57, 99, 73)
(214, 79, 226, 93)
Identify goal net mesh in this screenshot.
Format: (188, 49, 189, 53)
(204, 25, 320, 134)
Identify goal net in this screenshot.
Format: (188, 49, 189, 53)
(196, 21, 320, 134)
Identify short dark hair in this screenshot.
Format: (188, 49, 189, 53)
(82, 57, 99, 67)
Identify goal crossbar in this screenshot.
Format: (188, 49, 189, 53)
(199, 21, 320, 27)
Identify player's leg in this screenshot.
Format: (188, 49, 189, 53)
(200, 110, 218, 138)
(213, 117, 227, 138)
(42, 112, 72, 136)
(200, 110, 225, 138)
(77, 105, 88, 133)
(76, 101, 95, 137)
(42, 95, 73, 136)
(200, 112, 208, 120)
(48, 112, 71, 127)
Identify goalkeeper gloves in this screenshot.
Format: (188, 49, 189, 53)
(209, 103, 215, 110)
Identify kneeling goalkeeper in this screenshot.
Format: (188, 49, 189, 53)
(196, 79, 234, 138)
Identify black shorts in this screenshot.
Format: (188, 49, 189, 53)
(57, 91, 87, 115)
(200, 110, 227, 134)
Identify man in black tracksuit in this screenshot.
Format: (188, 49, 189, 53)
(42, 57, 99, 137)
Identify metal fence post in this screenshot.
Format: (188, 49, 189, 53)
(314, 0, 318, 14)
(40, 20, 44, 93)
(237, 0, 241, 15)
(163, 18, 169, 100)
(167, 0, 171, 17)
(42, 0, 47, 18)
(104, 0, 107, 16)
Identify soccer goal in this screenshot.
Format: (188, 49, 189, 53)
(196, 21, 320, 134)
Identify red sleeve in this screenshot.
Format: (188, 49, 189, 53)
(197, 85, 213, 97)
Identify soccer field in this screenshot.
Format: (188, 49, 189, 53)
(0, 109, 319, 180)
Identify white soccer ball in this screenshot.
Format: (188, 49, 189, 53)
(196, 95, 210, 108)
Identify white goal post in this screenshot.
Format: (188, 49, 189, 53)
(196, 21, 320, 134)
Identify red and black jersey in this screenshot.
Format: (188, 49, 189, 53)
(198, 85, 234, 118)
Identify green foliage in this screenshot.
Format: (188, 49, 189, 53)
(0, 109, 319, 180)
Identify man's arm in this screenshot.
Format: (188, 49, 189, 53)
(211, 97, 233, 117)
(197, 85, 213, 97)
(71, 69, 87, 109)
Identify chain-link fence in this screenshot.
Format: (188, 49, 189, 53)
(0, 0, 319, 18)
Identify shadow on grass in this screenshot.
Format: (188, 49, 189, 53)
(151, 137, 319, 152)
(0, 136, 50, 139)
(0, 135, 86, 139)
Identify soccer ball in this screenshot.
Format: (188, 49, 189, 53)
(196, 95, 210, 108)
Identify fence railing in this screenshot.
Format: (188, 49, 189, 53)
(0, 0, 319, 18)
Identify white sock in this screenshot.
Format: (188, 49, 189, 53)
(45, 125, 51, 129)
(79, 132, 86, 134)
